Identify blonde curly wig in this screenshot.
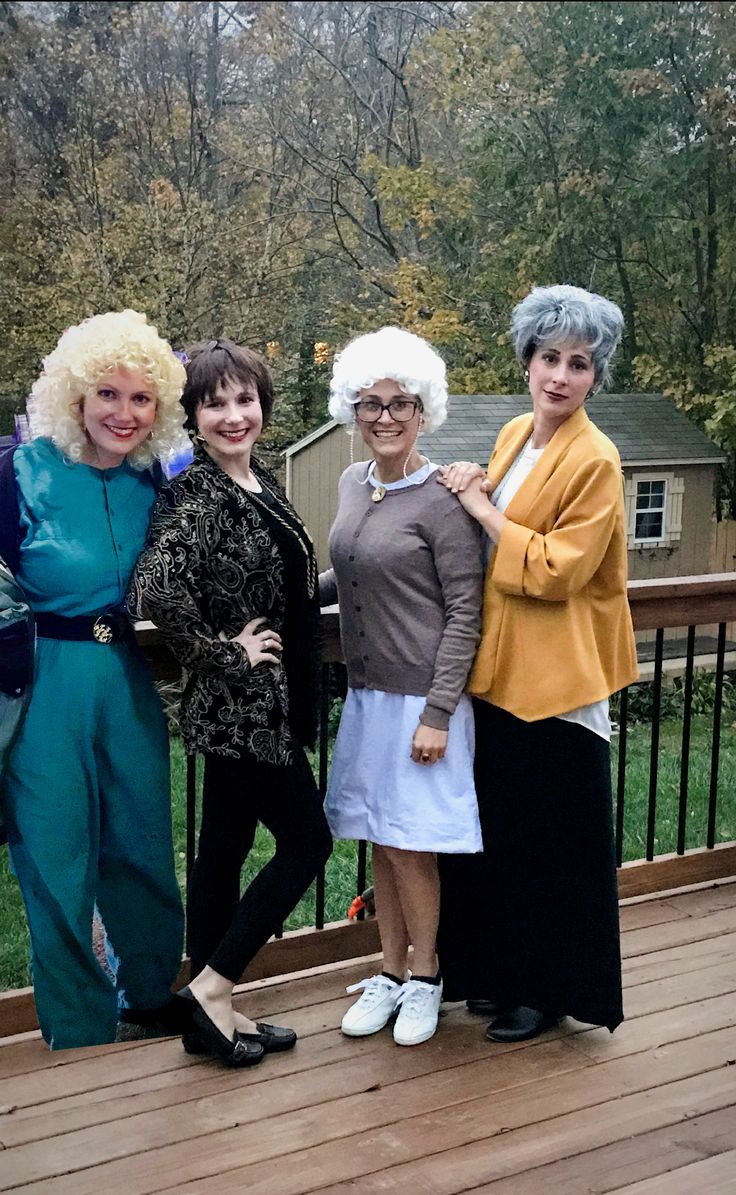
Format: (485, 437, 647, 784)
(30, 310, 188, 469)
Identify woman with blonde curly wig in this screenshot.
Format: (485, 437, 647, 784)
(0, 310, 188, 1049)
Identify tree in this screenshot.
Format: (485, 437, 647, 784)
(1, 1, 734, 474)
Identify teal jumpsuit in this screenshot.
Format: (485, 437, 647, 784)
(1, 439, 184, 1048)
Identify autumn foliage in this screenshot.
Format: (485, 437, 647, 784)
(0, 2, 734, 503)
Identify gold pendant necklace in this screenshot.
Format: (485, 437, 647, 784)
(371, 485, 387, 503)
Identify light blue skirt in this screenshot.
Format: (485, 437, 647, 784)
(325, 689, 482, 852)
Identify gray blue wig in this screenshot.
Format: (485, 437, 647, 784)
(510, 284, 624, 387)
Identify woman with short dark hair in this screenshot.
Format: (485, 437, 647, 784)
(129, 338, 332, 1067)
(438, 285, 638, 1042)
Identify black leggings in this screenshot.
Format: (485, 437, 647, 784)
(187, 745, 333, 982)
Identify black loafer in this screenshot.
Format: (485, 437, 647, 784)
(241, 1022, 298, 1053)
(182, 1029, 265, 1066)
(178, 1008, 296, 1056)
(485, 1005, 558, 1043)
(466, 998, 501, 1017)
(178, 987, 266, 1067)
(182, 1019, 296, 1055)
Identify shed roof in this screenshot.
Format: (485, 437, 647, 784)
(284, 393, 725, 467)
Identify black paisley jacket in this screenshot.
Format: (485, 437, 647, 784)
(127, 448, 318, 764)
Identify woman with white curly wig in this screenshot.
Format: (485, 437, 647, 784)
(321, 326, 484, 1047)
(0, 310, 187, 1049)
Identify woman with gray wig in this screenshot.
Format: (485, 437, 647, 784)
(437, 284, 638, 1041)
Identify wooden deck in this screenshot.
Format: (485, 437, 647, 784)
(1, 882, 736, 1194)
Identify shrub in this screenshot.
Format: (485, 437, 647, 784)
(612, 670, 736, 725)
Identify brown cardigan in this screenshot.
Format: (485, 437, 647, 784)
(469, 407, 639, 720)
(320, 463, 484, 731)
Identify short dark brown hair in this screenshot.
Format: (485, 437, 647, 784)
(181, 338, 275, 431)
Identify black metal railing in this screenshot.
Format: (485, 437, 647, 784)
(4, 575, 736, 1038)
(613, 574, 736, 886)
(613, 617, 735, 868)
(157, 573, 736, 954)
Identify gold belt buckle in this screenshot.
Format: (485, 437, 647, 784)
(93, 615, 114, 644)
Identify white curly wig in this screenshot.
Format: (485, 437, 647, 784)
(30, 309, 188, 469)
(328, 326, 448, 433)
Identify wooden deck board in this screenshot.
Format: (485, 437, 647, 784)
(0, 883, 735, 1195)
(611, 1149, 736, 1194)
(465, 1107, 736, 1193)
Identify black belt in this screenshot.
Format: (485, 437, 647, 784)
(35, 611, 134, 645)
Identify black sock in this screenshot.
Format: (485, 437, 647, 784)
(411, 972, 441, 986)
(381, 971, 404, 986)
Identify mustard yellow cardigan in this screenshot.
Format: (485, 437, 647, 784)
(469, 406, 639, 720)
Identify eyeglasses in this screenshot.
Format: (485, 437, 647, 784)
(354, 399, 421, 423)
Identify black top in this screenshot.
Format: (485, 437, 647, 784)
(248, 482, 320, 749)
(128, 448, 320, 764)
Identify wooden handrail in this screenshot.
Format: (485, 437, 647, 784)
(137, 573, 736, 665)
(627, 572, 736, 631)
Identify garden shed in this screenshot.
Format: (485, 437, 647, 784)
(285, 392, 726, 582)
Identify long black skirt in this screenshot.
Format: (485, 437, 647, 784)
(437, 700, 623, 1031)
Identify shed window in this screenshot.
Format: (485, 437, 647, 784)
(624, 472, 684, 549)
(635, 480, 666, 541)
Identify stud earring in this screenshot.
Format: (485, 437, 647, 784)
(523, 369, 530, 383)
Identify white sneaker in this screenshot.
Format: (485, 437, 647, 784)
(392, 978, 443, 1046)
(341, 974, 404, 1037)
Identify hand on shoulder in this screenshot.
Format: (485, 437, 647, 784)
(437, 461, 485, 494)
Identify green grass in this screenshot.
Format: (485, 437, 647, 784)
(612, 715, 736, 860)
(0, 844, 31, 991)
(1, 716, 735, 993)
